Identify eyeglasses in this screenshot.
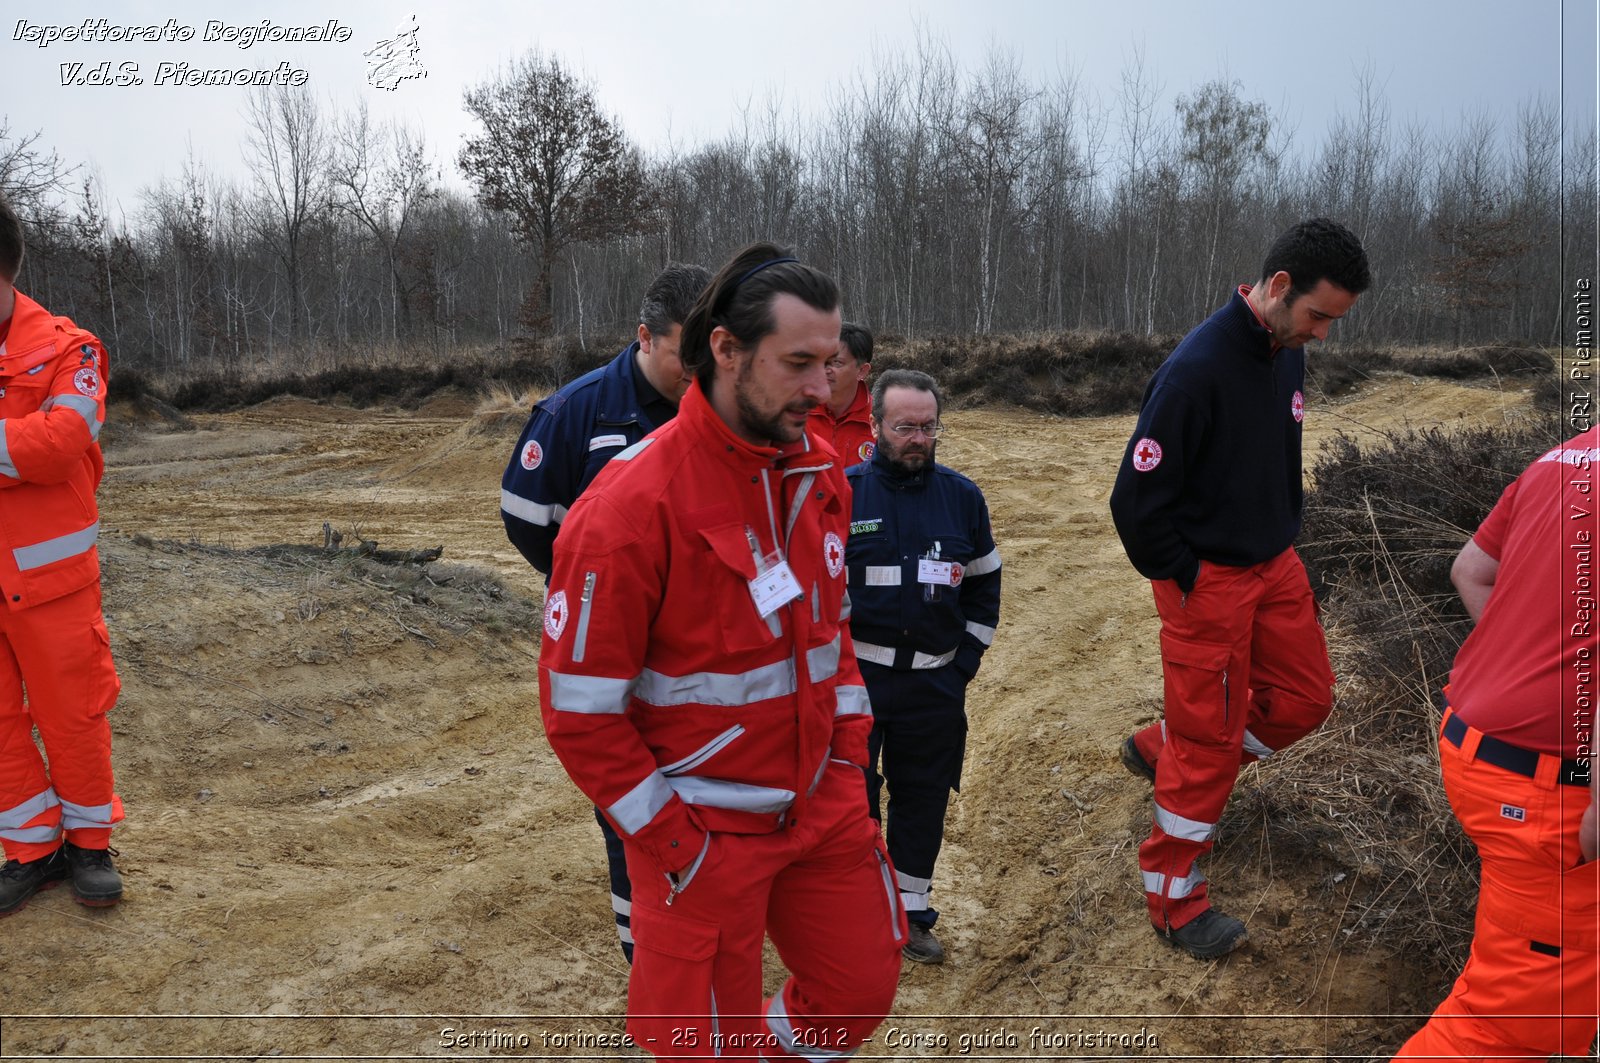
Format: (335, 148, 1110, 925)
(885, 422, 943, 439)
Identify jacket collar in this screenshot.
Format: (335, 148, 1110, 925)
(678, 378, 824, 473)
(0, 290, 57, 358)
(1222, 285, 1283, 361)
(594, 342, 660, 426)
(868, 446, 930, 488)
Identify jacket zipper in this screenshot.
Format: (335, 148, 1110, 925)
(573, 571, 597, 663)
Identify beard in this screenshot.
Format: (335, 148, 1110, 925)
(877, 432, 935, 475)
(734, 356, 810, 445)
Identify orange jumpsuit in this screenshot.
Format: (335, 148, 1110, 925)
(0, 290, 122, 862)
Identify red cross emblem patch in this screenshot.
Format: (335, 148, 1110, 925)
(521, 440, 543, 471)
(1132, 437, 1163, 472)
(949, 561, 964, 587)
(543, 590, 568, 640)
(1291, 390, 1305, 423)
(824, 532, 845, 578)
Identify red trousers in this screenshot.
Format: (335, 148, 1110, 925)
(623, 759, 905, 1061)
(0, 582, 123, 862)
(1135, 548, 1334, 929)
(1395, 713, 1599, 1060)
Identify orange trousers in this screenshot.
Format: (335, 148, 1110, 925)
(0, 582, 123, 862)
(1135, 548, 1335, 930)
(622, 759, 905, 1061)
(1394, 713, 1598, 1060)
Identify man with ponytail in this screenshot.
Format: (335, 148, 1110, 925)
(538, 243, 903, 1059)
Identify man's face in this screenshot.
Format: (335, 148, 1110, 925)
(1260, 275, 1359, 349)
(824, 344, 867, 410)
(636, 323, 692, 403)
(873, 385, 941, 474)
(726, 294, 838, 445)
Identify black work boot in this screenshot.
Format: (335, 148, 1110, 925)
(1159, 908, 1247, 960)
(903, 923, 946, 965)
(1120, 735, 1157, 783)
(0, 847, 67, 916)
(63, 843, 123, 907)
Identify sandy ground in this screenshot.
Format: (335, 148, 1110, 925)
(0, 374, 1535, 1061)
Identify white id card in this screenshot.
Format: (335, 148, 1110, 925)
(749, 560, 804, 617)
(918, 558, 955, 586)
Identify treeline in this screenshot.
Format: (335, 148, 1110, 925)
(6, 40, 1594, 375)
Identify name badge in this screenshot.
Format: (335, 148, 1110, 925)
(749, 560, 804, 618)
(918, 558, 954, 586)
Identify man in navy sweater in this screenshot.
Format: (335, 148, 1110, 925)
(1109, 219, 1370, 959)
(501, 261, 709, 961)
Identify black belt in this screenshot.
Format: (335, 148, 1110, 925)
(1442, 711, 1589, 787)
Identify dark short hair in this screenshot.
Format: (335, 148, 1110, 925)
(871, 368, 943, 419)
(838, 322, 874, 364)
(638, 262, 711, 337)
(1261, 217, 1371, 302)
(679, 242, 841, 388)
(0, 196, 24, 282)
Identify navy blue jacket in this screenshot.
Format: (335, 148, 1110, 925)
(1109, 288, 1306, 592)
(501, 343, 669, 575)
(845, 450, 1002, 682)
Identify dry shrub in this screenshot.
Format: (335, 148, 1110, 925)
(470, 384, 539, 435)
(1221, 419, 1558, 983)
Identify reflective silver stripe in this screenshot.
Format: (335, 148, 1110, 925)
(611, 893, 632, 917)
(965, 620, 996, 646)
(1142, 866, 1206, 899)
(666, 775, 794, 814)
(862, 566, 901, 586)
(0, 420, 15, 478)
(588, 433, 627, 451)
(0, 788, 59, 829)
(806, 635, 841, 684)
(617, 925, 634, 945)
(59, 798, 117, 830)
(1154, 802, 1215, 843)
(636, 658, 795, 708)
(608, 773, 675, 835)
(765, 991, 858, 1061)
(1243, 729, 1275, 760)
(613, 438, 654, 461)
(834, 684, 870, 717)
(0, 824, 61, 843)
(839, 591, 852, 622)
(51, 393, 101, 440)
(854, 640, 957, 670)
(499, 488, 567, 528)
(965, 548, 1002, 576)
(546, 671, 634, 714)
(14, 521, 98, 571)
(660, 725, 745, 776)
(896, 869, 932, 894)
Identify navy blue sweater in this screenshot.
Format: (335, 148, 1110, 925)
(1109, 289, 1306, 591)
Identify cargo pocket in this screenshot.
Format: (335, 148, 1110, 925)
(89, 617, 122, 714)
(627, 904, 720, 1054)
(1158, 629, 1232, 744)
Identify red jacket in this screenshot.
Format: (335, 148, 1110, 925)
(807, 382, 875, 466)
(538, 380, 871, 876)
(0, 291, 107, 611)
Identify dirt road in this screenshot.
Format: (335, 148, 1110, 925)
(1, 376, 1528, 1060)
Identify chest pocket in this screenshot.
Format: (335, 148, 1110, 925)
(696, 521, 784, 652)
(0, 346, 54, 415)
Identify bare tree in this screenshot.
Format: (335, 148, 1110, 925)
(242, 86, 329, 344)
(458, 50, 651, 333)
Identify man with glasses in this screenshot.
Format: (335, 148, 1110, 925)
(1109, 218, 1370, 959)
(807, 322, 874, 464)
(844, 368, 1002, 964)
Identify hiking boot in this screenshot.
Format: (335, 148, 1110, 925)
(1159, 908, 1247, 960)
(64, 843, 122, 907)
(903, 923, 946, 965)
(1120, 735, 1157, 783)
(0, 847, 67, 916)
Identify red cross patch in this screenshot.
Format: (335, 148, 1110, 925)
(949, 561, 964, 587)
(1132, 437, 1163, 472)
(1291, 390, 1305, 423)
(520, 440, 543, 471)
(824, 532, 845, 578)
(73, 367, 101, 397)
(543, 589, 568, 641)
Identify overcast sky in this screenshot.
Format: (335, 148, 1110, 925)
(6, 0, 1597, 220)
